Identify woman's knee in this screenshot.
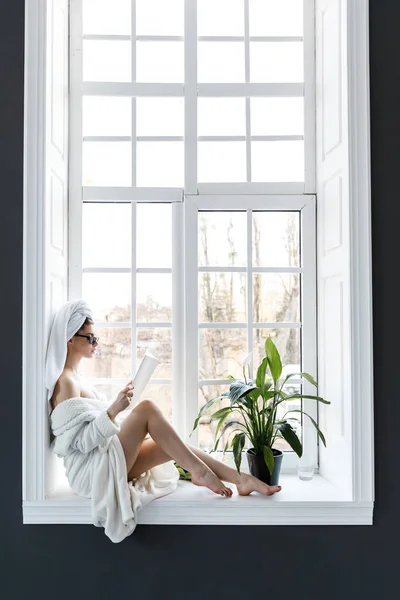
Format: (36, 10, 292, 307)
(134, 398, 159, 415)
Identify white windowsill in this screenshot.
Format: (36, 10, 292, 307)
(23, 474, 373, 525)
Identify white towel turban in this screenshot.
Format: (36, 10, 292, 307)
(45, 299, 94, 414)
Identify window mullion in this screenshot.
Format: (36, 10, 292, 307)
(304, 0, 316, 193)
(183, 198, 199, 444)
(172, 203, 185, 436)
(184, 0, 197, 194)
(69, 0, 83, 300)
(300, 196, 318, 468)
(247, 210, 253, 378)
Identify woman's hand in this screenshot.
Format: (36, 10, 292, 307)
(107, 381, 134, 419)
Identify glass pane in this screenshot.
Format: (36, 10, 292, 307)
(198, 385, 230, 452)
(83, 40, 131, 82)
(136, 42, 183, 83)
(253, 273, 300, 322)
(83, 0, 131, 35)
(253, 328, 300, 372)
(136, 204, 172, 268)
(83, 142, 131, 186)
(136, 274, 172, 322)
(137, 328, 172, 378)
(250, 42, 303, 83)
(198, 385, 251, 452)
(82, 273, 131, 321)
(82, 97, 131, 137)
(249, 0, 303, 36)
(252, 212, 300, 267)
(251, 97, 304, 136)
(136, 98, 184, 137)
(198, 98, 245, 136)
(142, 384, 173, 422)
(81, 326, 132, 379)
(199, 273, 247, 323)
(198, 142, 246, 182)
(91, 380, 126, 404)
(136, 0, 184, 35)
(251, 141, 304, 182)
(198, 211, 247, 267)
(198, 42, 244, 83)
(199, 328, 247, 380)
(136, 141, 183, 187)
(197, 0, 244, 36)
(82, 203, 131, 268)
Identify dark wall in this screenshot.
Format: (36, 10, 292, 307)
(2, 1, 398, 598)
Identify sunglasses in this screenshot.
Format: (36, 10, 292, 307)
(74, 333, 99, 345)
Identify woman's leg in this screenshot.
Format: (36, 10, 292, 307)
(127, 436, 282, 497)
(117, 399, 232, 496)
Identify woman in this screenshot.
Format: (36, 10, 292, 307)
(47, 300, 281, 541)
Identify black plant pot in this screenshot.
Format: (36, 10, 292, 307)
(246, 448, 283, 486)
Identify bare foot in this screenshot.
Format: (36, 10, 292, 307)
(236, 473, 282, 497)
(191, 465, 233, 497)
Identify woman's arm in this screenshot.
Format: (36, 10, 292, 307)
(70, 410, 120, 453)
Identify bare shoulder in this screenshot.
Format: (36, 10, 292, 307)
(51, 373, 81, 411)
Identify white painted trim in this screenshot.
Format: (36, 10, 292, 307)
(184, 0, 197, 194)
(190, 194, 309, 210)
(22, 500, 373, 525)
(23, 0, 374, 525)
(197, 183, 305, 195)
(183, 197, 199, 445)
(172, 203, 185, 437)
(130, 201, 137, 374)
(246, 209, 254, 376)
(82, 187, 184, 202)
(198, 322, 301, 329)
(346, 0, 374, 503)
(304, 0, 316, 193)
(81, 82, 304, 97)
(69, 0, 83, 299)
(83, 135, 305, 143)
(197, 83, 304, 97)
(198, 266, 303, 273)
(23, 476, 372, 525)
(300, 196, 318, 467)
(23, 0, 47, 503)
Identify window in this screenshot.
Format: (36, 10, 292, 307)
(23, 0, 374, 525)
(68, 0, 316, 475)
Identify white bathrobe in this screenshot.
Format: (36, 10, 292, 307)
(50, 394, 180, 543)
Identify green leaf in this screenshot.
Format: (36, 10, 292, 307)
(283, 393, 330, 405)
(256, 356, 268, 389)
(213, 409, 233, 440)
(275, 423, 303, 457)
(213, 420, 244, 452)
(265, 337, 282, 384)
(232, 432, 246, 473)
(281, 372, 318, 388)
(223, 439, 230, 455)
(287, 409, 327, 447)
(263, 445, 275, 475)
(190, 394, 227, 435)
(229, 380, 258, 405)
(210, 407, 233, 421)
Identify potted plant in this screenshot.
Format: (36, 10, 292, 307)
(191, 337, 330, 486)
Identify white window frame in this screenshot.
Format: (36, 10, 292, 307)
(23, 0, 374, 525)
(184, 194, 317, 475)
(69, 0, 317, 471)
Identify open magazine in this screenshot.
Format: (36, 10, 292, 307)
(113, 351, 160, 423)
(131, 350, 160, 404)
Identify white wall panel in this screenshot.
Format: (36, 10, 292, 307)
(316, 0, 352, 491)
(45, 0, 69, 497)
